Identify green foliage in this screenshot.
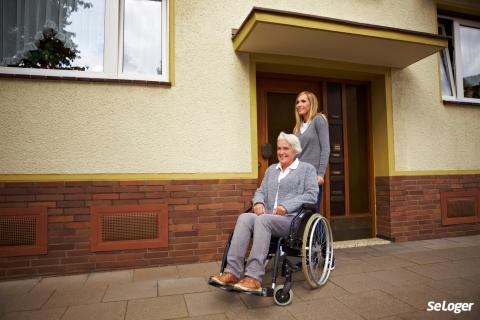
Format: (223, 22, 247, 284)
(13, 28, 86, 71)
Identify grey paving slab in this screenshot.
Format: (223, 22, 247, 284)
(0, 278, 40, 297)
(103, 280, 157, 302)
(405, 261, 462, 281)
(292, 279, 350, 300)
(178, 315, 228, 320)
(332, 258, 383, 276)
(178, 262, 220, 278)
(125, 295, 188, 320)
(286, 297, 363, 320)
(361, 255, 416, 269)
(337, 290, 417, 319)
(380, 284, 452, 310)
(157, 277, 210, 296)
(371, 268, 437, 286)
(84, 270, 133, 286)
(397, 309, 479, 320)
(393, 251, 449, 265)
(225, 305, 296, 320)
(62, 301, 126, 320)
(331, 272, 394, 294)
(0, 307, 66, 320)
(238, 294, 276, 309)
(184, 291, 246, 317)
(33, 274, 88, 291)
(0, 289, 54, 315)
(424, 278, 480, 303)
(133, 266, 179, 282)
(428, 246, 480, 261)
(461, 273, 480, 285)
(421, 239, 469, 250)
(43, 285, 107, 309)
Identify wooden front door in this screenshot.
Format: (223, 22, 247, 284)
(256, 74, 374, 239)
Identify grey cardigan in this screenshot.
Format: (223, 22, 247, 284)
(297, 115, 330, 177)
(252, 161, 319, 216)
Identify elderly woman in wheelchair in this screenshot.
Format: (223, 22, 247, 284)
(209, 132, 334, 305)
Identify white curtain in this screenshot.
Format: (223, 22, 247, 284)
(0, 0, 78, 66)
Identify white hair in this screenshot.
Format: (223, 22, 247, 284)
(277, 132, 302, 154)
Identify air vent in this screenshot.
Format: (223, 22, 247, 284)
(0, 208, 47, 257)
(91, 205, 168, 252)
(441, 191, 479, 225)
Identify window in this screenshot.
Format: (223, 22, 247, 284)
(438, 15, 480, 102)
(0, 0, 169, 82)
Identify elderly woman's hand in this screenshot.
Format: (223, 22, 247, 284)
(274, 206, 287, 216)
(253, 203, 265, 215)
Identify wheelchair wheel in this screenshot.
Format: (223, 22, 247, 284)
(301, 213, 333, 288)
(273, 285, 293, 306)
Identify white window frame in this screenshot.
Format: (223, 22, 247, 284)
(0, 0, 169, 82)
(439, 15, 480, 104)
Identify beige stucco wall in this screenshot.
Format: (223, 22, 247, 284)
(0, 0, 478, 176)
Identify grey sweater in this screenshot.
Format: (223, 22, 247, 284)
(252, 161, 319, 216)
(296, 115, 330, 177)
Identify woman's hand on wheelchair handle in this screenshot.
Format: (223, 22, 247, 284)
(253, 203, 265, 215)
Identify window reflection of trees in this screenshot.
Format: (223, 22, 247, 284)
(1, 0, 93, 70)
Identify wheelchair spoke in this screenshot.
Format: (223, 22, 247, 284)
(302, 214, 333, 288)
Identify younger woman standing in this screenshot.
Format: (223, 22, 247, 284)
(293, 91, 335, 270)
(293, 91, 330, 213)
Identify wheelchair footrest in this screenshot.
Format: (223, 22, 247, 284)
(208, 277, 273, 297)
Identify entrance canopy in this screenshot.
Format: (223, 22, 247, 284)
(232, 8, 447, 68)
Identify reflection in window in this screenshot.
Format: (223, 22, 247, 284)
(438, 15, 480, 102)
(460, 25, 480, 99)
(0, 0, 104, 71)
(123, 0, 163, 75)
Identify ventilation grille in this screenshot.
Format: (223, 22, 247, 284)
(102, 212, 158, 241)
(0, 216, 37, 246)
(91, 204, 168, 252)
(0, 207, 47, 257)
(446, 199, 476, 219)
(441, 191, 479, 225)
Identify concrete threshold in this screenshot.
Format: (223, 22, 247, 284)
(333, 237, 391, 249)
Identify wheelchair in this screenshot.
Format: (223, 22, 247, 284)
(208, 203, 334, 306)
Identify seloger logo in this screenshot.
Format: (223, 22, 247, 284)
(427, 301, 475, 314)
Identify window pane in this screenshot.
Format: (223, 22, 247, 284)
(440, 51, 452, 96)
(123, 0, 163, 75)
(0, 0, 105, 72)
(460, 25, 480, 99)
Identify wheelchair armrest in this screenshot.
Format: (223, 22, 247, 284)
(302, 203, 317, 212)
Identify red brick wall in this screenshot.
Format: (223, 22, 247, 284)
(375, 174, 480, 242)
(0, 179, 256, 280)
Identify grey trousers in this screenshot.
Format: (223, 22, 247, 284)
(224, 212, 294, 283)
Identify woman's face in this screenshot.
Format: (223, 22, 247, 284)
(277, 139, 296, 168)
(296, 93, 311, 119)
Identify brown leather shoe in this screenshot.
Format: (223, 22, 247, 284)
(210, 272, 238, 286)
(233, 276, 262, 292)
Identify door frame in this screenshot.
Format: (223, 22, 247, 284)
(256, 72, 374, 233)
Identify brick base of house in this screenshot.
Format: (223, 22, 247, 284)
(376, 174, 480, 242)
(0, 179, 256, 280)
(1, 174, 479, 280)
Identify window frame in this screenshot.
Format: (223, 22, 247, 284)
(438, 14, 480, 104)
(0, 0, 169, 82)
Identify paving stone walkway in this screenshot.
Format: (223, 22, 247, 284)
(0, 235, 479, 320)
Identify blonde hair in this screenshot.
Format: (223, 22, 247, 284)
(293, 91, 327, 134)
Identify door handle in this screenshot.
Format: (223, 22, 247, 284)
(261, 143, 273, 159)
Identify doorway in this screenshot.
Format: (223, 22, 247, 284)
(256, 74, 374, 240)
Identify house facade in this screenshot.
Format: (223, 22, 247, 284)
(0, 0, 479, 280)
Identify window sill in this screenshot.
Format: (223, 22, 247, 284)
(0, 72, 172, 87)
(442, 98, 480, 106)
